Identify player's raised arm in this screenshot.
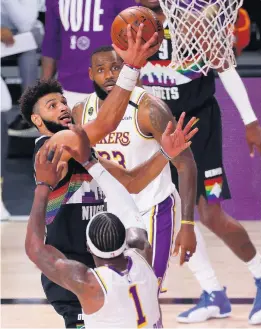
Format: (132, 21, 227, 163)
(137, 94, 197, 264)
(48, 24, 160, 155)
(62, 126, 154, 263)
(82, 24, 160, 146)
(25, 145, 91, 295)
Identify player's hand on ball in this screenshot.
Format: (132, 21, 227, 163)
(245, 121, 261, 157)
(173, 225, 197, 266)
(63, 124, 91, 164)
(112, 24, 160, 68)
(35, 144, 66, 188)
(161, 112, 199, 159)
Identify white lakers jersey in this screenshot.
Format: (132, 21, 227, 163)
(83, 249, 162, 328)
(82, 87, 175, 212)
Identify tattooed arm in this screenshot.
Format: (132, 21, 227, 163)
(25, 147, 99, 297)
(138, 94, 197, 223)
(25, 185, 92, 296)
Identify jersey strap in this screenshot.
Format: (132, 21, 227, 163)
(91, 268, 108, 295)
(82, 93, 98, 124)
(130, 88, 154, 140)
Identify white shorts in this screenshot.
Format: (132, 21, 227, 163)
(141, 193, 180, 288)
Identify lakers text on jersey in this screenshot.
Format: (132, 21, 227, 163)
(82, 87, 175, 212)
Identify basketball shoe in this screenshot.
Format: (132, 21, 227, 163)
(177, 287, 231, 323)
(249, 278, 261, 325)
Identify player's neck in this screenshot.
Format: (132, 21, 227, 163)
(40, 128, 53, 137)
(94, 254, 128, 271)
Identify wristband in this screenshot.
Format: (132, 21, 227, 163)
(181, 220, 195, 225)
(124, 62, 141, 70)
(36, 181, 54, 191)
(81, 149, 98, 167)
(81, 159, 91, 167)
(116, 64, 140, 91)
(160, 147, 172, 161)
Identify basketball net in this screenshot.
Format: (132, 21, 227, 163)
(159, 0, 243, 75)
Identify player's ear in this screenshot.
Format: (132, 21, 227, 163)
(89, 67, 94, 81)
(31, 113, 42, 128)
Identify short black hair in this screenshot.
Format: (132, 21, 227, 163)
(19, 79, 63, 125)
(90, 45, 120, 65)
(88, 212, 126, 255)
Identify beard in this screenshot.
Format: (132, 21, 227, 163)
(42, 118, 74, 134)
(93, 81, 109, 101)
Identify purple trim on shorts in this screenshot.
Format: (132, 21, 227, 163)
(152, 195, 175, 288)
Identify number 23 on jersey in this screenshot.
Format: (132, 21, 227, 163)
(97, 150, 126, 169)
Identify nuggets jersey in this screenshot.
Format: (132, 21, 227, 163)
(82, 87, 175, 213)
(83, 249, 162, 328)
(141, 22, 215, 115)
(33, 136, 105, 303)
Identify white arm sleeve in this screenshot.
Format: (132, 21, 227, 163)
(218, 67, 258, 125)
(88, 163, 145, 230)
(3, 0, 38, 33)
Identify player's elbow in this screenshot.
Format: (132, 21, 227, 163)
(126, 182, 143, 194)
(118, 175, 143, 194)
(25, 237, 40, 263)
(127, 228, 149, 250)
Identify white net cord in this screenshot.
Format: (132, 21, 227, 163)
(159, 0, 244, 75)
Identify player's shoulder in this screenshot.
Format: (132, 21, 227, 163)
(138, 89, 166, 112)
(72, 101, 85, 125)
(72, 93, 95, 124)
(34, 135, 50, 153)
(124, 248, 155, 275)
(33, 136, 50, 168)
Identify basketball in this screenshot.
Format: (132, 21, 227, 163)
(111, 6, 164, 50)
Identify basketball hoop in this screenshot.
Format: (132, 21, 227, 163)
(159, 0, 244, 75)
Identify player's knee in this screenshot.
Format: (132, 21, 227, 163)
(198, 196, 222, 229)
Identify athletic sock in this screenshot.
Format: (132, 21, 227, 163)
(173, 188, 223, 294)
(247, 253, 261, 279)
(188, 225, 223, 294)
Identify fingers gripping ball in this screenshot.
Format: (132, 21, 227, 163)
(111, 6, 164, 50)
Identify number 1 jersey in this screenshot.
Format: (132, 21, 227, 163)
(83, 249, 162, 328)
(82, 87, 175, 213)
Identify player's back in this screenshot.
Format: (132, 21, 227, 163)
(83, 249, 162, 328)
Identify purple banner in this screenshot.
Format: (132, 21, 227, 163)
(215, 77, 261, 220)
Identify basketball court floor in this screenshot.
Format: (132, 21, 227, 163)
(1, 220, 260, 328)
